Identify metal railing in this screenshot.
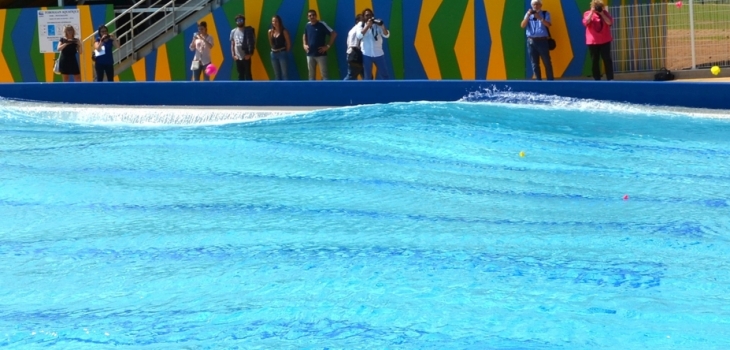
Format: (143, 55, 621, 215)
(80, 0, 211, 81)
(610, 0, 730, 73)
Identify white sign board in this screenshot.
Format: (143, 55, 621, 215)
(37, 9, 81, 53)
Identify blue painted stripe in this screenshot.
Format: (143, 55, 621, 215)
(144, 48, 157, 81)
(475, 0, 490, 80)
(401, 1, 426, 79)
(373, 0, 395, 79)
(276, 0, 306, 80)
(563, 0, 587, 77)
(335, 0, 354, 79)
(212, 7, 233, 81)
(15, 9, 40, 82)
(89, 4, 107, 34)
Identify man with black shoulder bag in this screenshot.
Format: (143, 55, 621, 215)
(520, 0, 555, 81)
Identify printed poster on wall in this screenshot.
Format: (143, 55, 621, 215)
(37, 9, 81, 53)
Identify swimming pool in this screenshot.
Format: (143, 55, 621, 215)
(1, 91, 729, 348)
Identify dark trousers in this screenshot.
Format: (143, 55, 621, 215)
(527, 38, 554, 80)
(344, 63, 363, 80)
(235, 59, 252, 80)
(95, 63, 114, 82)
(588, 42, 614, 80)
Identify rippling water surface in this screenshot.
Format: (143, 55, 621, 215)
(1, 91, 730, 349)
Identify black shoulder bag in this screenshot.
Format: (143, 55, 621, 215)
(544, 11, 556, 51)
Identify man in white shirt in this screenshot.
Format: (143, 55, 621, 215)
(356, 8, 391, 80)
(344, 15, 363, 80)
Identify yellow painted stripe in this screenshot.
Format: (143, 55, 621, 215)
(41, 7, 56, 82)
(78, 5, 94, 82)
(244, 0, 267, 80)
(355, 0, 373, 15)
(414, 0, 442, 80)
(155, 45, 171, 81)
(542, 0, 571, 78)
(130, 57, 146, 81)
(485, 0, 505, 80)
(0, 10, 14, 82)
(200, 12, 223, 80)
(454, 0, 475, 79)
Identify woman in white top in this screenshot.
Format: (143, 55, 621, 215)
(356, 8, 391, 80)
(189, 21, 215, 81)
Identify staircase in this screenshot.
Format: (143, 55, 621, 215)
(81, 0, 225, 79)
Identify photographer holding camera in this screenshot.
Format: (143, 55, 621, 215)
(583, 0, 614, 81)
(356, 8, 391, 80)
(520, 0, 554, 80)
(93, 25, 119, 82)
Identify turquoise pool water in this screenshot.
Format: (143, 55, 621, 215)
(1, 92, 730, 348)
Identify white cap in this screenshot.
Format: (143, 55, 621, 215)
(531, 0, 541, 4)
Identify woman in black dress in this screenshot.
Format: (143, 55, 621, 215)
(57, 25, 82, 82)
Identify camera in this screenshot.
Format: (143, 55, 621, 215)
(595, 5, 603, 12)
(529, 9, 536, 14)
(372, 19, 383, 25)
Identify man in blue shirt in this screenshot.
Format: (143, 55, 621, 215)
(303, 10, 337, 80)
(520, 0, 554, 80)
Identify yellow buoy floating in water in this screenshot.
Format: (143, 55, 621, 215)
(519, 151, 525, 157)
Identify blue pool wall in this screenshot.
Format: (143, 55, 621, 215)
(0, 81, 727, 110)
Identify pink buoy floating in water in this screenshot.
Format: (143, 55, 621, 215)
(623, 194, 629, 201)
(675, 1, 682, 8)
(205, 64, 218, 76)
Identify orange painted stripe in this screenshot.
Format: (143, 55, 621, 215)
(485, 0, 506, 80)
(244, 0, 267, 80)
(130, 57, 146, 81)
(0, 10, 14, 82)
(415, 0, 442, 80)
(78, 5, 94, 82)
(155, 45, 171, 81)
(454, 0, 475, 80)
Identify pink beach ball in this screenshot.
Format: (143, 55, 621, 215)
(205, 64, 218, 76)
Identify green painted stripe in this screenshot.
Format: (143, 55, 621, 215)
(3, 9, 21, 82)
(224, 0, 244, 80)
(318, 0, 340, 80)
(29, 22, 47, 82)
(106, 5, 116, 32)
(502, 1, 526, 79)
(389, 0, 404, 79)
(258, 0, 284, 80)
(431, 0, 468, 79)
(294, 2, 310, 80)
(118, 65, 135, 81)
(167, 34, 187, 81)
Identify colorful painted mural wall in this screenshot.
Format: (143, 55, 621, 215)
(0, 0, 664, 82)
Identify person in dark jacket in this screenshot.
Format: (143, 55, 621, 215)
(230, 14, 256, 80)
(93, 25, 120, 82)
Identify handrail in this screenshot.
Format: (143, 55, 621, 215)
(81, 0, 148, 43)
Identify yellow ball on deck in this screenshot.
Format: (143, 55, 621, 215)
(711, 66, 721, 76)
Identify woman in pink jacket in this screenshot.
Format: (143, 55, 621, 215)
(583, 0, 614, 80)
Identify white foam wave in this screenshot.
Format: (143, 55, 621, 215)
(460, 85, 730, 120)
(0, 99, 317, 126)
